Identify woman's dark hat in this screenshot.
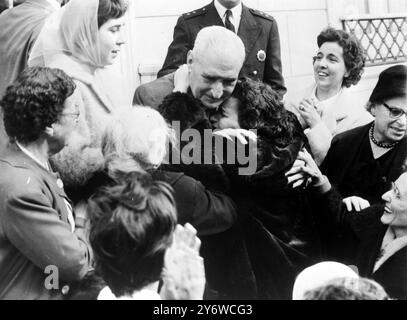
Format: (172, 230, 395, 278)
(369, 64, 407, 103)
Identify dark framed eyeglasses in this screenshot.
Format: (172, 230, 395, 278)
(382, 103, 407, 119)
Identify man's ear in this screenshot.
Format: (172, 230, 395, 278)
(186, 50, 193, 70)
(370, 104, 376, 117)
(44, 126, 54, 137)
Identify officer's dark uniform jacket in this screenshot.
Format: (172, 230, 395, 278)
(157, 1, 286, 99)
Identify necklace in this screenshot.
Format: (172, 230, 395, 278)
(369, 123, 398, 149)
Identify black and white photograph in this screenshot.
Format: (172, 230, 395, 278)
(0, 0, 406, 305)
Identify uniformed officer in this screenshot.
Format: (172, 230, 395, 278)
(157, 0, 286, 99)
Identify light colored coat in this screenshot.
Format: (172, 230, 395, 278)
(284, 84, 373, 164)
(45, 54, 122, 186)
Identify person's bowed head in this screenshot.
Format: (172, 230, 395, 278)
(88, 171, 205, 300)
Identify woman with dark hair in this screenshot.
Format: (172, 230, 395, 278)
(0, 66, 93, 299)
(29, 0, 128, 188)
(285, 27, 372, 164)
(88, 171, 205, 300)
(210, 78, 309, 242)
(209, 78, 318, 299)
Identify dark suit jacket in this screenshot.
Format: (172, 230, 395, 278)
(313, 188, 407, 300)
(157, 1, 286, 98)
(133, 72, 175, 109)
(0, 143, 93, 300)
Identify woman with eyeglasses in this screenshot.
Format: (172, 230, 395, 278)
(286, 148, 407, 300)
(0, 66, 93, 299)
(321, 64, 407, 209)
(284, 27, 373, 165)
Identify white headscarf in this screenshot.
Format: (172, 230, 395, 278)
(60, 0, 103, 68)
(30, 0, 137, 109)
(29, 0, 103, 70)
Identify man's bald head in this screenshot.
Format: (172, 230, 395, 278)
(187, 26, 245, 109)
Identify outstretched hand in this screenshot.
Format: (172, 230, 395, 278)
(160, 223, 205, 300)
(286, 149, 324, 188)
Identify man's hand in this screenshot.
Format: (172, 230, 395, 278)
(343, 196, 370, 212)
(173, 64, 190, 93)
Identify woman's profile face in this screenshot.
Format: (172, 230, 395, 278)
(210, 96, 240, 130)
(381, 172, 407, 228)
(313, 41, 349, 92)
(371, 96, 407, 144)
(49, 89, 81, 152)
(98, 16, 125, 66)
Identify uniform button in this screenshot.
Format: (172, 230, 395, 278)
(62, 285, 70, 295)
(203, 8, 206, 11)
(253, 70, 258, 75)
(192, 11, 196, 14)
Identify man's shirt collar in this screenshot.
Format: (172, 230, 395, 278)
(214, 0, 242, 33)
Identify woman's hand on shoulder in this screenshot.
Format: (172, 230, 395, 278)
(213, 128, 257, 145)
(173, 64, 190, 93)
(343, 196, 370, 212)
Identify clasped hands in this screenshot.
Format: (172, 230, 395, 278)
(298, 98, 322, 129)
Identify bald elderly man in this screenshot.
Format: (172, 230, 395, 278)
(133, 25, 246, 112)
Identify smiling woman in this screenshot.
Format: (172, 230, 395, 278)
(284, 27, 373, 165)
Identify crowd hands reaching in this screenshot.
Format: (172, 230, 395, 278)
(0, 0, 407, 301)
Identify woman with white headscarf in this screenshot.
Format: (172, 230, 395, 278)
(29, 0, 129, 188)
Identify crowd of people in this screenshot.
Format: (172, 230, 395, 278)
(0, 0, 406, 300)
